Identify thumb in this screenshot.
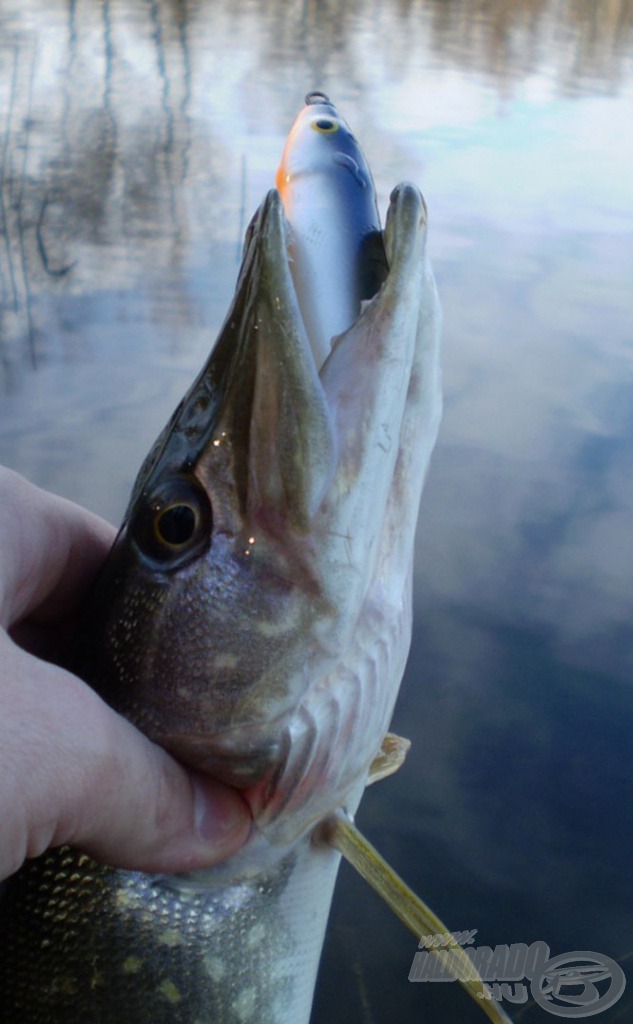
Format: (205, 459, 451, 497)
(0, 634, 251, 882)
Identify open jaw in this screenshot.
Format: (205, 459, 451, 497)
(172, 184, 436, 832)
(83, 184, 441, 841)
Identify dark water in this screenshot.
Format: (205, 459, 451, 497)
(1, 1, 632, 1022)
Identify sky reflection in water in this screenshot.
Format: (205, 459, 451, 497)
(1, 1, 632, 1021)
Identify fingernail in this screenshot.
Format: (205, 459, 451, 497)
(192, 775, 251, 851)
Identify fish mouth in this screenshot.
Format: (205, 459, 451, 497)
(110, 182, 438, 811)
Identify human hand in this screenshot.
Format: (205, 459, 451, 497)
(0, 467, 251, 883)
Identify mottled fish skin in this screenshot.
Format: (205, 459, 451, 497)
(0, 840, 340, 1024)
(0, 182, 441, 1023)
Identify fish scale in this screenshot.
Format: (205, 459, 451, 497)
(0, 841, 338, 1023)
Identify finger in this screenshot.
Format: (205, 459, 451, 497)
(0, 467, 116, 629)
(0, 635, 251, 882)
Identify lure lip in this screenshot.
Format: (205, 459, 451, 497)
(304, 89, 332, 105)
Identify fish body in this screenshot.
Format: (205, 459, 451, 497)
(0, 101, 441, 1023)
(276, 92, 388, 367)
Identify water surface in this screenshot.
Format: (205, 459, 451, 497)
(1, 2, 632, 1022)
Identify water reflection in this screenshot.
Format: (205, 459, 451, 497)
(421, 0, 633, 93)
(1, 0, 631, 380)
(1, 1, 632, 1022)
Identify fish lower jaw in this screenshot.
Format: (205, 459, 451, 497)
(158, 718, 291, 789)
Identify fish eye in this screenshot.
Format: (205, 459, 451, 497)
(311, 117, 339, 134)
(133, 477, 212, 567)
(155, 503, 197, 547)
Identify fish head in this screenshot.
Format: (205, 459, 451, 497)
(75, 182, 441, 839)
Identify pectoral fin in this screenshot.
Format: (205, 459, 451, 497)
(366, 732, 411, 785)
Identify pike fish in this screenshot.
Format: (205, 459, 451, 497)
(0, 96, 442, 1023)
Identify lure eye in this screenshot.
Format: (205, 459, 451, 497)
(311, 117, 339, 134)
(133, 477, 212, 568)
